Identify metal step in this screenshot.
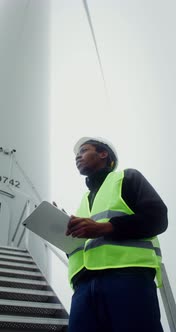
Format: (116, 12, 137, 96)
(0, 267, 44, 279)
(0, 299, 63, 309)
(0, 249, 31, 258)
(0, 276, 49, 290)
(0, 246, 28, 253)
(0, 299, 67, 318)
(0, 253, 33, 263)
(0, 260, 39, 271)
(0, 315, 68, 331)
(0, 286, 58, 302)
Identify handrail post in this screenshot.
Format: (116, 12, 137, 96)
(159, 263, 176, 332)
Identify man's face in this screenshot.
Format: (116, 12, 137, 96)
(75, 143, 107, 175)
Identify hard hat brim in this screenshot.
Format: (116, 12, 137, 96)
(74, 137, 93, 155)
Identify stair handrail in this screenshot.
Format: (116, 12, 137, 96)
(44, 241, 68, 267)
(9, 200, 29, 245)
(159, 263, 176, 332)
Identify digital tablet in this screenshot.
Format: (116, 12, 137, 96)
(23, 201, 85, 254)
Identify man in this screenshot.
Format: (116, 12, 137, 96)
(66, 137, 168, 332)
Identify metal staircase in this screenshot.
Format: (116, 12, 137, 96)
(0, 245, 69, 331)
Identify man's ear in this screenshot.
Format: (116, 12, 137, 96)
(99, 150, 108, 160)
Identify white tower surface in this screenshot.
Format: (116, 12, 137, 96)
(0, 0, 53, 301)
(0, 0, 73, 315)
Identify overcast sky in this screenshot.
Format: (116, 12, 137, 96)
(49, 1, 176, 318)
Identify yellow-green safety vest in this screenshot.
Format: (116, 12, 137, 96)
(68, 170, 162, 287)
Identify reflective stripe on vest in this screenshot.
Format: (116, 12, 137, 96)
(68, 238, 162, 257)
(91, 210, 127, 221)
(85, 237, 162, 257)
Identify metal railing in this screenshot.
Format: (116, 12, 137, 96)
(10, 201, 29, 246)
(159, 263, 176, 332)
(44, 241, 68, 268)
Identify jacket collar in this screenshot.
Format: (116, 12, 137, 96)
(85, 168, 111, 191)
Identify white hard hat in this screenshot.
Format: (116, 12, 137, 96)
(74, 136, 118, 170)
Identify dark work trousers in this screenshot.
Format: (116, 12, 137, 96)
(68, 269, 164, 332)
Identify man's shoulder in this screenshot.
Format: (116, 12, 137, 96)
(124, 168, 141, 175)
(107, 169, 142, 183)
(121, 168, 144, 184)
(115, 168, 143, 178)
